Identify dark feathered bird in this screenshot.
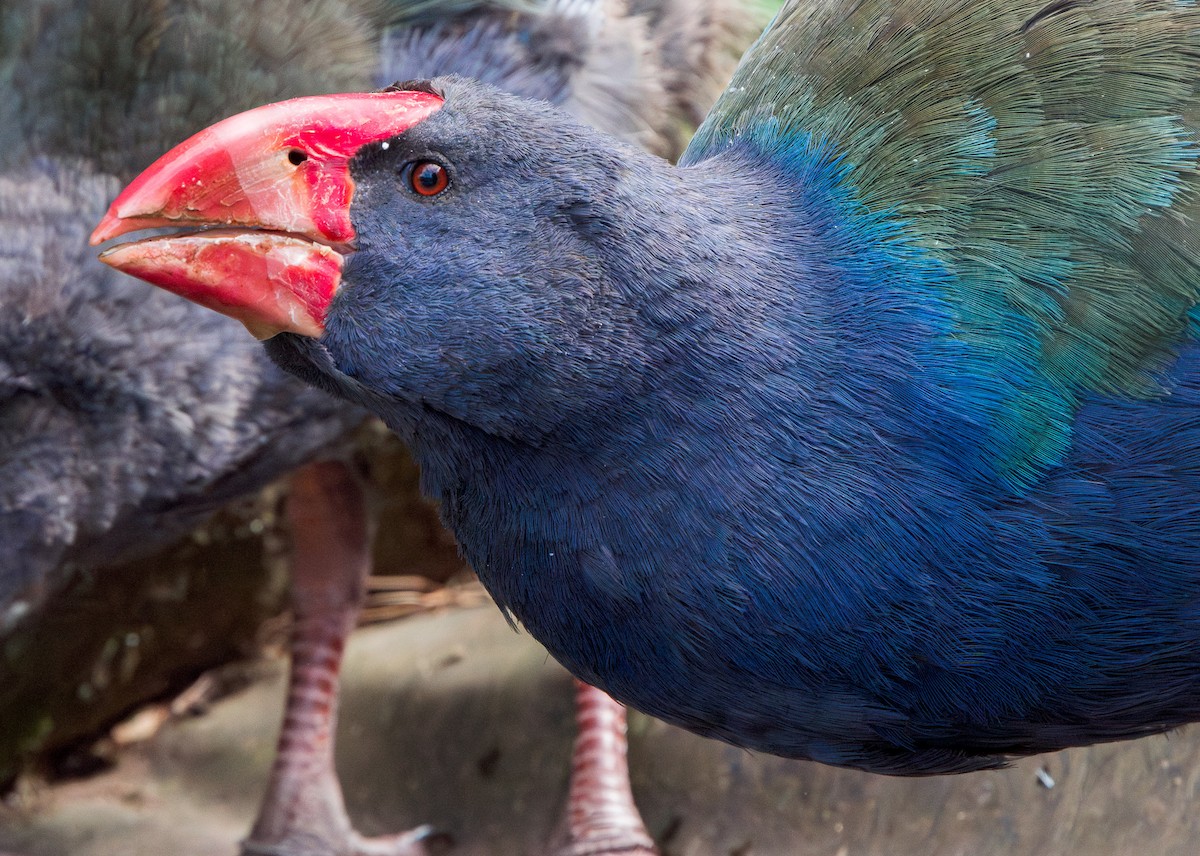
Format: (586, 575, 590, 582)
(101, 0, 1200, 793)
(0, 159, 362, 626)
(0, 0, 377, 626)
(1, 3, 385, 852)
(6, 0, 755, 853)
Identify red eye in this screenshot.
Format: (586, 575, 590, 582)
(409, 161, 449, 196)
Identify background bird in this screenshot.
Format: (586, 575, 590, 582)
(2, 0, 757, 853)
(99, 0, 1200, 803)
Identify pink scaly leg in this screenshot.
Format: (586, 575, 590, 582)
(553, 680, 659, 856)
(242, 460, 446, 856)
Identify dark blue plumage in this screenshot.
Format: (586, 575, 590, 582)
(106, 0, 1200, 780)
(268, 73, 1200, 775)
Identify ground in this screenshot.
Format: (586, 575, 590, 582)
(2, 603, 1199, 856)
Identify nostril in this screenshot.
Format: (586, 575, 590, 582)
(287, 149, 308, 166)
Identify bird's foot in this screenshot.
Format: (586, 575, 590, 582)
(241, 824, 453, 856)
(548, 681, 660, 856)
(240, 753, 453, 856)
(550, 831, 658, 856)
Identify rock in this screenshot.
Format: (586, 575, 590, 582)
(0, 495, 288, 789)
(2, 604, 1200, 855)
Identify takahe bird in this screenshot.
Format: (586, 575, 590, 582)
(4, 0, 753, 853)
(99, 0, 1200, 802)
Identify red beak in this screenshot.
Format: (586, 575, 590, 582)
(91, 90, 443, 338)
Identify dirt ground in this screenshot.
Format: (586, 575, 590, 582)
(2, 603, 1198, 856)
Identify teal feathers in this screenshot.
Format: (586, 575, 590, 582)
(686, 0, 1200, 488)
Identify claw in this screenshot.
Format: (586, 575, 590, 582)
(240, 824, 452, 856)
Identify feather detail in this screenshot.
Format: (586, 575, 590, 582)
(686, 0, 1200, 488)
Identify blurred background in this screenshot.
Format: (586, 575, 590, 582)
(2, 2, 1200, 855)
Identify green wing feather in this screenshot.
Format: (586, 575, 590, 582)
(685, 0, 1200, 486)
